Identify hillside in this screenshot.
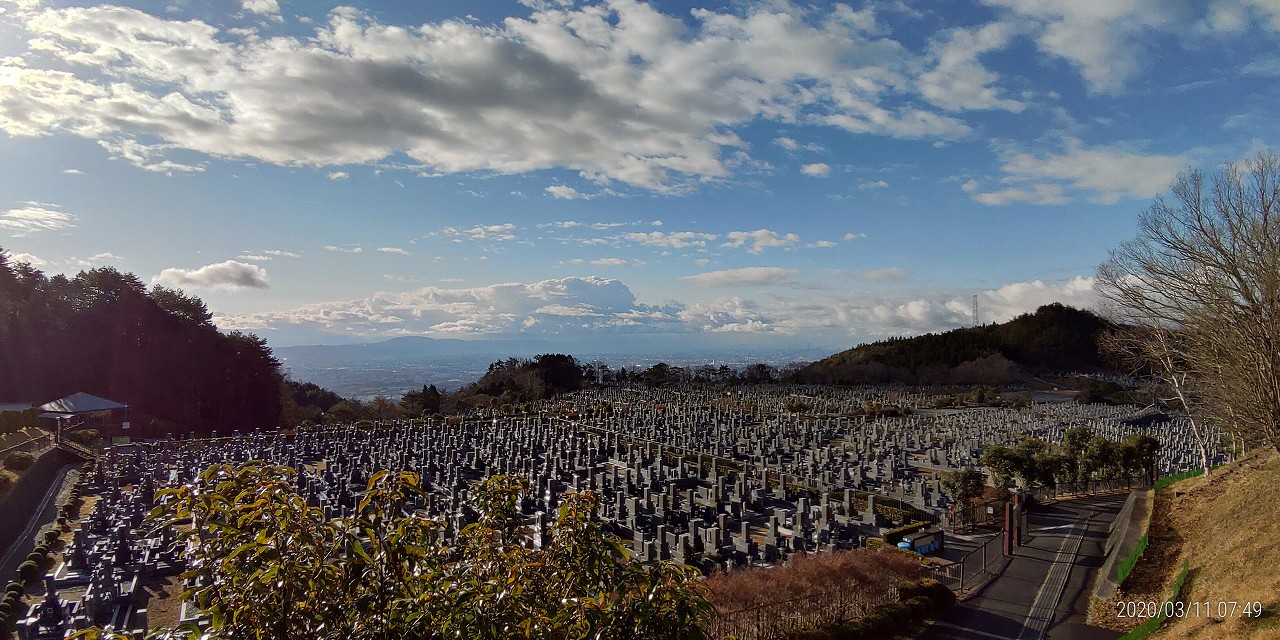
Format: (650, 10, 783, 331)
(793, 303, 1114, 385)
(1110, 449, 1280, 639)
(0, 252, 284, 434)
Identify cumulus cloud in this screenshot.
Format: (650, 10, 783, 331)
(806, 240, 837, 248)
(843, 232, 868, 240)
(0, 1, 983, 191)
(721, 229, 800, 254)
(545, 185, 589, 200)
(971, 183, 1069, 206)
(680, 267, 798, 287)
(326, 171, 349, 180)
(376, 247, 411, 255)
(153, 260, 270, 291)
(589, 257, 628, 266)
(62, 168, 83, 175)
(801, 163, 831, 177)
(324, 245, 363, 253)
(976, 1, 1271, 94)
(621, 231, 718, 249)
(972, 139, 1185, 204)
(918, 22, 1025, 112)
(0, 202, 77, 235)
(6, 252, 49, 267)
(442, 224, 518, 242)
(858, 179, 889, 190)
(241, 0, 281, 19)
(218, 276, 683, 338)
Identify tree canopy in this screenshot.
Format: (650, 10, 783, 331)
(0, 252, 283, 433)
(1097, 151, 1280, 455)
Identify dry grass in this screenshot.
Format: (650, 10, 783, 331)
(705, 547, 921, 613)
(1102, 449, 1280, 640)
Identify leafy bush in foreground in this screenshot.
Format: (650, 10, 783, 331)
(131, 462, 709, 640)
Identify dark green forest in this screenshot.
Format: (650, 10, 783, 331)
(794, 303, 1114, 385)
(0, 249, 284, 434)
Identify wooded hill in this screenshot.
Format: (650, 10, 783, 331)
(793, 303, 1114, 385)
(0, 250, 286, 434)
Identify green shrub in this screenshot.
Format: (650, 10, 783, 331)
(906, 596, 933, 622)
(18, 561, 39, 583)
(3, 450, 35, 471)
(860, 611, 891, 637)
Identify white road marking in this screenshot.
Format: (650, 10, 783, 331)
(1018, 511, 1094, 640)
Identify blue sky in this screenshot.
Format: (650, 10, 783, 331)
(0, 0, 1276, 349)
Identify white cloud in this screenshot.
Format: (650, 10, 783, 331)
(976, 139, 1186, 204)
(801, 163, 831, 177)
(621, 231, 718, 249)
(326, 171, 349, 181)
(263, 249, 301, 258)
(153, 260, 270, 291)
(218, 276, 683, 338)
(62, 168, 82, 175)
(680, 267, 798, 287)
(918, 22, 1025, 112)
(242, 0, 281, 19)
(6, 252, 49, 267)
(774, 137, 799, 151)
(443, 223, 518, 242)
(971, 183, 1069, 206)
(324, 245, 363, 253)
(589, 257, 628, 266)
(0, 1, 984, 191)
(843, 232, 868, 240)
(858, 179, 889, 190)
(720, 229, 800, 254)
(216, 272, 1101, 341)
(67, 252, 124, 268)
(545, 185, 589, 200)
(377, 247, 411, 255)
(806, 240, 837, 248)
(976, 1, 1263, 94)
(0, 202, 77, 235)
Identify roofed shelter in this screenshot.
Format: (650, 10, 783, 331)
(38, 392, 130, 438)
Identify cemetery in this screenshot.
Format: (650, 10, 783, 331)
(2, 386, 1230, 638)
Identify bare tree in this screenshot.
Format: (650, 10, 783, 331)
(1097, 151, 1280, 464)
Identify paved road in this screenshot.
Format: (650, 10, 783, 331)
(919, 492, 1131, 640)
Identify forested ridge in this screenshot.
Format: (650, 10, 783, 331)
(0, 249, 284, 433)
(795, 303, 1114, 385)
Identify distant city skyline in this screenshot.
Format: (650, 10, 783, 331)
(0, 0, 1276, 348)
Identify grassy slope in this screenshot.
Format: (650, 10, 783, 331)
(1142, 449, 1280, 639)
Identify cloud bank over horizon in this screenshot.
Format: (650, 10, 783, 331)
(217, 273, 1099, 346)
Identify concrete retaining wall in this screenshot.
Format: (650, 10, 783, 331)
(0, 448, 80, 559)
(1094, 488, 1153, 600)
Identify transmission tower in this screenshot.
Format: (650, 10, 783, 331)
(972, 295, 979, 326)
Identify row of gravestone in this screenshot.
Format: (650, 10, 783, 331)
(18, 386, 1227, 638)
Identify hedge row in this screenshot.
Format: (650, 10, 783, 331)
(1, 463, 94, 626)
